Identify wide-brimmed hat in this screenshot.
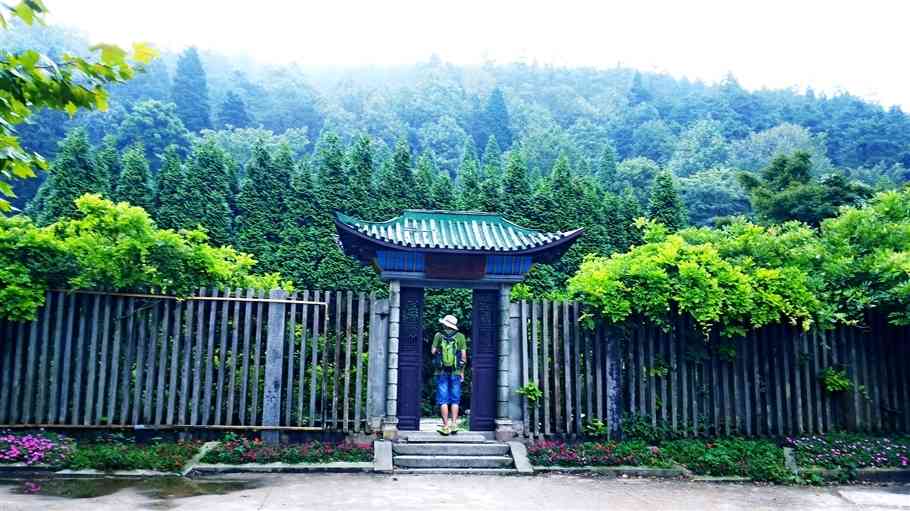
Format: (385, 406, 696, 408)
(439, 315, 459, 331)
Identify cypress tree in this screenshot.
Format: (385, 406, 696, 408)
(314, 131, 347, 219)
(481, 135, 502, 175)
(501, 151, 532, 224)
(620, 187, 644, 248)
(598, 143, 619, 192)
(629, 71, 652, 105)
(94, 135, 120, 197)
(477, 87, 512, 149)
(217, 91, 252, 128)
(414, 152, 437, 208)
(32, 128, 106, 225)
(346, 135, 374, 218)
(114, 143, 154, 212)
(456, 146, 484, 211)
(155, 145, 184, 230)
(381, 138, 416, 214)
(278, 162, 320, 289)
(647, 171, 688, 232)
(236, 143, 292, 273)
(172, 47, 211, 132)
(170, 140, 233, 245)
(430, 173, 455, 210)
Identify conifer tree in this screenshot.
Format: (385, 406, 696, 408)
(481, 135, 502, 175)
(456, 147, 484, 210)
(414, 152, 437, 208)
(647, 171, 688, 231)
(598, 143, 619, 192)
(378, 138, 416, 215)
(172, 47, 211, 132)
(346, 135, 374, 218)
(476, 87, 512, 149)
(314, 131, 347, 220)
(31, 128, 106, 225)
(620, 187, 645, 249)
(629, 71, 652, 105)
(277, 162, 320, 288)
(154, 145, 184, 230)
(430, 173, 455, 210)
(114, 143, 154, 213)
(217, 91, 252, 128)
(236, 143, 292, 273)
(501, 151, 532, 224)
(168, 140, 233, 245)
(94, 135, 120, 197)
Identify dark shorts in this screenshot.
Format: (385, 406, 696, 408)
(436, 373, 462, 406)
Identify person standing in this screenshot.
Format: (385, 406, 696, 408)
(431, 314, 467, 435)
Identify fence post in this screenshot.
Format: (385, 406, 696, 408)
(382, 281, 401, 440)
(508, 302, 523, 433)
(605, 325, 623, 439)
(367, 298, 389, 432)
(262, 289, 288, 444)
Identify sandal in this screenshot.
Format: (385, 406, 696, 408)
(437, 425, 450, 436)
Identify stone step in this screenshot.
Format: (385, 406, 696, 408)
(393, 442, 510, 456)
(399, 432, 489, 443)
(394, 468, 520, 475)
(394, 455, 514, 469)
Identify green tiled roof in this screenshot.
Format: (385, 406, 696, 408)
(335, 210, 583, 253)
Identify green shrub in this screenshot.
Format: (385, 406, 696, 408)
(200, 435, 372, 464)
(527, 440, 670, 468)
(661, 438, 791, 482)
(787, 433, 910, 471)
(64, 441, 200, 472)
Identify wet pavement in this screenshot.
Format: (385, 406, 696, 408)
(0, 473, 908, 510)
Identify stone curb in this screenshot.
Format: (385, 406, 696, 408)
(188, 461, 375, 475)
(800, 466, 910, 483)
(181, 441, 220, 477)
(532, 465, 688, 478)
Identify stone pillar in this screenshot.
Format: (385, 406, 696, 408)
(508, 302, 524, 433)
(262, 289, 288, 444)
(495, 284, 515, 441)
(366, 298, 389, 432)
(382, 280, 401, 439)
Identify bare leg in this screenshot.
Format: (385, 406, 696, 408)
(450, 404, 460, 427)
(440, 404, 449, 427)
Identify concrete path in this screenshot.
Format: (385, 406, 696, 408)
(1, 473, 909, 510)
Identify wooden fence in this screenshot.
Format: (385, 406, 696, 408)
(0, 289, 374, 432)
(516, 300, 910, 438)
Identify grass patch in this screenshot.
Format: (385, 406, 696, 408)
(64, 440, 201, 472)
(660, 438, 792, 482)
(527, 440, 672, 468)
(200, 435, 372, 465)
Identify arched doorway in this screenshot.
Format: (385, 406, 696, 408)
(335, 210, 582, 438)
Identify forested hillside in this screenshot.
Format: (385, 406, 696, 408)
(5, 21, 910, 299)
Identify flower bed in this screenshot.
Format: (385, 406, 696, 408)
(0, 431, 73, 466)
(787, 434, 910, 470)
(527, 440, 670, 468)
(660, 438, 791, 482)
(64, 440, 201, 472)
(200, 436, 372, 465)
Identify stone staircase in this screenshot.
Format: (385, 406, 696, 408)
(392, 431, 517, 473)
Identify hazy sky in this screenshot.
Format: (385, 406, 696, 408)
(49, 0, 909, 109)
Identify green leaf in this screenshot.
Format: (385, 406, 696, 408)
(91, 44, 127, 67)
(132, 42, 158, 65)
(13, 2, 36, 25)
(63, 102, 77, 118)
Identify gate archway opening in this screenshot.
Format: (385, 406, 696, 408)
(335, 210, 582, 439)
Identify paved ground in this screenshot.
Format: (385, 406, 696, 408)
(1, 473, 909, 510)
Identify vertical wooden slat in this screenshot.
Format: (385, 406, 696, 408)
(166, 300, 183, 425)
(343, 290, 354, 432)
(226, 288, 243, 426)
(802, 329, 815, 434)
(562, 301, 572, 434)
(10, 322, 25, 423)
(320, 291, 330, 425)
(669, 319, 678, 434)
(354, 292, 367, 431)
(0, 321, 12, 422)
(202, 289, 218, 425)
(791, 330, 803, 435)
(520, 300, 530, 436)
(648, 325, 657, 428)
(742, 331, 753, 436)
(660, 329, 669, 428)
(679, 317, 688, 435)
(57, 294, 76, 424)
(238, 289, 254, 425)
(154, 300, 171, 425)
(541, 300, 551, 436)
(131, 304, 147, 425)
(722, 343, 731, 436)
(860, 325, 871, 430)
(594, 324, 604, 422)
(531, 300, 541, 436)
(191, 289, 206, 425)
(179, 294, 195, 425)
(309, 291, 321, 426)
(143, 299, 160, 424)
(815, 328, 828, 433)
(94, 295, 112, 424)
(285, 292, 298, 427)
(847, 327, 860, 431)
(215, 290, 231, 425)
(35, 293, 52, 423)
(710, 336, 719, 436)
(571, 303, 582, 435)
(583, 311, 593, 424)
(901, 325, 910, 432)
(870, 318, 882, 432)
(552, 301, 562, 433)
(251, 290, 265, 425)
(82, 294, 101, 425)
(297, 291, 311, 426)
(47, 292, 65, 423)
(106, 298, 123, 425)
(119, 298, 136, 425)
(781, 326, 792, 435)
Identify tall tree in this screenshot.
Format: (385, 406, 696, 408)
(414, 152, 437, 208)
(116, 100, 191, 171)
(236, 143, 293, 273)
(647, 171, 688, 232)
(154, 145, 185, 230)
(217, 91, 252, 129)
(500, 151, 532, 224)
(166, 140, 233, 245)
(456, 144, 484, 210)
(629, 71, 652, 105)
(30, 129, 106, 225)
(314, 131, 347, 218)
(114, 144, 154, 213)
(93, 135, 120, 197)
(430, 172, 455, 210)
(172, 47, 212, 132)
(597, 143, 619, 191)
(475, 87, 513, 150)
(346, 135, 375, 218)
(376, 138, 416, 215)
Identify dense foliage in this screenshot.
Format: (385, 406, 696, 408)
(200, 435, 372, 464)
(661, 438, 792, 482)
(527, 440, 669, 468)
(65, 440, 200, 472)
(787, 434, 910, 471)
(569, 186, 910, 335)
(0, 194, 283, 321)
